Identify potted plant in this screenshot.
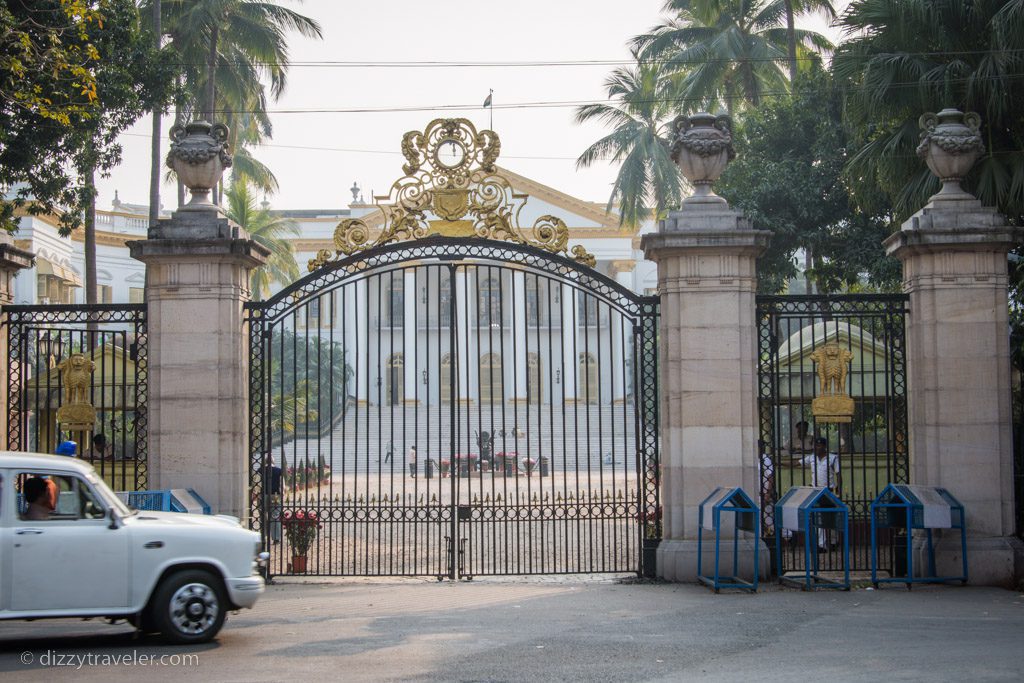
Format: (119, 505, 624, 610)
(282, 508, 320, 573)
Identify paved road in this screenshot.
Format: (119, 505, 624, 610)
(1, 577, 1022, 682)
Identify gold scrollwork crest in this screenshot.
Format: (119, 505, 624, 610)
(308, 118, 595, 271)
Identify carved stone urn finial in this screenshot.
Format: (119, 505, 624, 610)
(166, 121, 233, 210)
(670, 112, 736, 205)
(916, 108, 985, 200)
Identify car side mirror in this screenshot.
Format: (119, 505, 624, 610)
(108, 507, 120, 530)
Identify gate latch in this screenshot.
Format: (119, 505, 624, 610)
(457, 504, 472, 521)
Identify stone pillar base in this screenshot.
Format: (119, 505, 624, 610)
(657, 538, 772, 583)
(911, 535, 1024, 588)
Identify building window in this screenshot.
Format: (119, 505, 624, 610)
(440, 353, 452, 402)
(384, 275, 403, 328)
(527, 352, 541, 405)
(439, 274, 452, 327)
(98, 285, 113, 303)
(478, 277, 501, 327)
(479, 353, 502, 403)
(128, 287, 144, 304)
(525, 276, 540, 325)
(306, 292, 335, 329)
(579, 352, 598, 404)
(385, 353, 404, 405)
(578, 294, 600, 327)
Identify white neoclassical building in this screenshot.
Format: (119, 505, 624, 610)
(7, 168, 658, 411)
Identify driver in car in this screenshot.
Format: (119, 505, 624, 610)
(22, 477, 51, 520)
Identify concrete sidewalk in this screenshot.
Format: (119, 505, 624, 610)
(1, 577, 1022, 681)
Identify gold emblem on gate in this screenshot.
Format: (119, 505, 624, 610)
(433, 188, 469, 221)
(307, 118, 596, 271)
(810, 342, 855, 423)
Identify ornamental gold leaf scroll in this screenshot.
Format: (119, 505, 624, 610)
(309, 118, 596, 271)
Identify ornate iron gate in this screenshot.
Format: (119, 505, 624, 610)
(4, 304, 148, 490)
(757, 294, 909, 574)
(248, 238, 659, 578)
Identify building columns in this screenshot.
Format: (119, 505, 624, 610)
(511, 271, 528, 402)
(403, 269, 418, 403)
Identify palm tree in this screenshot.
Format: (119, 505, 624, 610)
(575, 55, 685, 228)
(783, 0, 837, 83)
(149, 0, 163, 228)
(141, 0, 322, 204)
(223, 179, 300, 299)
(833, 0, 1024, 222)
(635, 0, 833, 113)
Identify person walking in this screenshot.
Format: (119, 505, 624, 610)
(407, 445, 417, 478)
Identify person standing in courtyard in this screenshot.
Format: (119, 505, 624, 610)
(407, 445, 417, 478)
(802, 436, 841, 550)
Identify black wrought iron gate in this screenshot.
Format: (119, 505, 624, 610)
(757, 294, 909, 574)
(4, 304, 149, 490)
(248, 238, 659, 578)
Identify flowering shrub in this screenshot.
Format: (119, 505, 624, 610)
(284, 464, 331, 488)
(282, 508, 320, 555)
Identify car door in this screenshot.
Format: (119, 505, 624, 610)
(9, 471, 129, 613)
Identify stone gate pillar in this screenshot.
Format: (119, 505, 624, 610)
(0, 232, 34, 443)
(884, 109, 1023, 586)
(127, 121, 268, 520)
(642, 114, 770, 580)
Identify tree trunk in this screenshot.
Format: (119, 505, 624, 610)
(804, 246, 814, 295)
(205, 24, 218, 122)
(785, 0, 798, 84)
(148, 0, 162, 227)
(173, 103, 185, 207)
(84, 160, 98, 306)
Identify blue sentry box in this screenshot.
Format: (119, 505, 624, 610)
(870, 484, 967, 588)
(774, 486, 850, 591)
(697, 486, 760, 592)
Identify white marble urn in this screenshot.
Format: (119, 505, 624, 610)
(669, 112, 736, 204)
(916, 108, 984, 197)
(166, 121, 233, 209)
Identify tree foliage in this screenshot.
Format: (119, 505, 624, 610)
(141, 0, 322, 196)
(833, 0, 1024, 224)
(717, 71, 901, 293)
(634, 0, 833, 114)
(574, 56, 684, 228)
(223, 178, 300, 299)
(0, 0, 173, 234)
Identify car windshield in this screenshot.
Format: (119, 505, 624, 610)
(86, 472, 135, 517)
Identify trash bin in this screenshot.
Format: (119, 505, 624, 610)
(425, 459, 435, 479)
(539, 456, 550, 477)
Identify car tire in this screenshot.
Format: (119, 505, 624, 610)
(149, 569, 227, 644)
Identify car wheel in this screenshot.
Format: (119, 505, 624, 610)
(150, 570, 227, 644)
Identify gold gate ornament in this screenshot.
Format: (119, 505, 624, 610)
(309, 118, 596, 271)
(809, 342, 855, 423)
(54, 353, 97, 430)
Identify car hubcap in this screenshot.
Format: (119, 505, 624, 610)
(169, 582, 219, 634)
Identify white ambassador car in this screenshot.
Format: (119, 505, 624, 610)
(0, 453, 265, 643)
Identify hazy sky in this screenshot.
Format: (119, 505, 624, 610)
(96, 0, 846, 213)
